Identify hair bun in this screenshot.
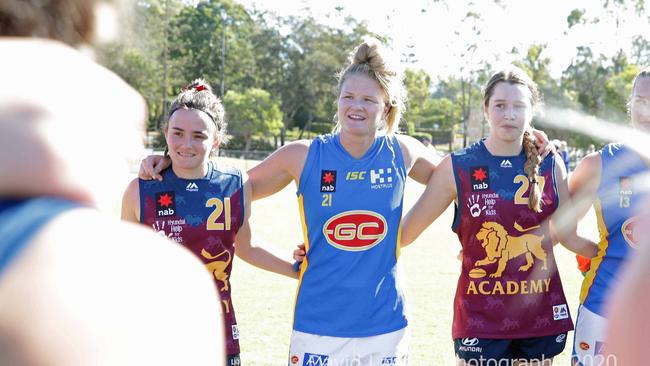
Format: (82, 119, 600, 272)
(184, 78, 213, 93)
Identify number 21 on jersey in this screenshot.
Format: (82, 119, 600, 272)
(322, 193, 333, 207)
(206, 197, 231, 230)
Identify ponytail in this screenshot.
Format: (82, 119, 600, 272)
(522, 131, 542, 212)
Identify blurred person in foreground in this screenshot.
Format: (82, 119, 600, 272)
(568, 67, 650, 366)
(0, 1, 225, 365)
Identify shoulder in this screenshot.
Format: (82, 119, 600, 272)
(575, 151, 602, 172)
(122, 178, 141, 203)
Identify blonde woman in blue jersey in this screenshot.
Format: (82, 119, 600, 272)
(248, 38, 437, 366)
(569, 67, 650, 366)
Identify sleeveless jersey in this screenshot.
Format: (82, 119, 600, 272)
(580, 143, 649, 316)
(451, 140, 573, 339)
(294, 133, 408, 337)
(139, 161, 244, 355)
(0, 197, 80, 276)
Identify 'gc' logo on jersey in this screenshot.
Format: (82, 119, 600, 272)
(323, 210, 387, 251)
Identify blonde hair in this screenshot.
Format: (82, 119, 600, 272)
(483, 66, 543, 212)
(0, 0, 106, 45)
(163, 79, 228, 154)
(334, 39, 406, 134)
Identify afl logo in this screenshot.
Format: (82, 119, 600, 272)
(622, 216, 641, 248)
(323, 210, 387, 251)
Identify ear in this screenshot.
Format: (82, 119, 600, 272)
(384, 104, 391, 119)
(211, 137, 221, 152)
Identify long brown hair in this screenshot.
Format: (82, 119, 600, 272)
(483, 67, 543, 212)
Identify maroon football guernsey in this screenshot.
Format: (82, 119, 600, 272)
(450, 141, 573, 339)
(140, 162, 244, 355)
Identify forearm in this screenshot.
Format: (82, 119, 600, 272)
(560, 233, 598, 258)
(236, 241, 298, 279)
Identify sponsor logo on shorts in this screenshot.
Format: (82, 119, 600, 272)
(462, 338, 480, 346)
(580, 342, 590, 351)
(320, 170, 337, 192)
(458, 337, 482, 352)
(556, 334, 566, 343)
(155, 191, 176, 217)
(290, 355, 300, 364)
(553, 304, 569, 320)
(381, 357, 397, 365)
(228, 355, 241, 366)
(322, 210, 387, 251)
(303, 353, 329, 366)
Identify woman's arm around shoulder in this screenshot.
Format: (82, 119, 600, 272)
(248, 139, 310, 201)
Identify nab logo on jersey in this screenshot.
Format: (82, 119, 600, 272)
(302, 353, 329, 366)
(323, 210, 387, 251)
(155, 191, 176, 217)
(320, 170, 337, 192)
(470, 166, 490, 191)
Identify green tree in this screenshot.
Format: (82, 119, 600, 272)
(224, 88, 283, 152)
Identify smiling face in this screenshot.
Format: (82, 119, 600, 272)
(631, 76, 650, 133)
(484, 81, 534, 144)
(336, 73, 388, 138)
(164, 108, 219, 176)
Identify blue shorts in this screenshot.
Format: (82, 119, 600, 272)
(454, 333, 567, 365)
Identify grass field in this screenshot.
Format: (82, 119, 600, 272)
(203, 158, 593, 365)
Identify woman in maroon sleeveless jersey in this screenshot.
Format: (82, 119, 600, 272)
(400, 66, 598, 366)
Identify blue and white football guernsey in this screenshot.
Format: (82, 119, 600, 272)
(580, 143, 650, 316)
(294, 133, 408, 337)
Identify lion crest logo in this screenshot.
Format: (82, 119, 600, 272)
(474, 222, 547, 278)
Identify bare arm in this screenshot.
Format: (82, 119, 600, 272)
(401, 155, 457, 247)
(234, 173, 298, 278)
(568, 152, 601, 221)
(396, 134, 441, 185)
(247, 140, 309, 201)
(550, 155, 599, 258)
(120, 178, 140, 223)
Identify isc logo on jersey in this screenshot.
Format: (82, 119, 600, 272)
(323, 210, 387, 251)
